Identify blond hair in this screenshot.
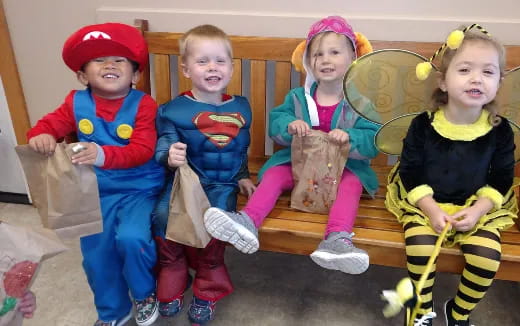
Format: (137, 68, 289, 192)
(431, 27, 506, 125)
(304, 32, 355, 85)
(179, 24, 232, 62)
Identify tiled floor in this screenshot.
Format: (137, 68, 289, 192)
(1, 202, 519, 326)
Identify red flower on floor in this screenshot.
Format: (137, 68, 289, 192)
(3, 260, 38, 298)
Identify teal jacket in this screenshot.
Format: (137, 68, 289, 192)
(258, 84, 380, 196)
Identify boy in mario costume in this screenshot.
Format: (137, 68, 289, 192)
(27, 23, 164, 326)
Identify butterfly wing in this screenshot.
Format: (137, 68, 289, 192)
(344, 49, 437, 153)
(343, 49, 437, 126)
(497, 67, 520, 125)
(375, 113, 421, 155)
(493, 67, 520, 163)
(507, 119, 520, 163)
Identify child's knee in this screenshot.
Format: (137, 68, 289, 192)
(151, 196, 170, 237)
(340, 170, 363, 188)
(152, 210, 168, 238)
(463, 244, 501, 272)
(116, 226, 153, 250)
(262, 165, 293, 189)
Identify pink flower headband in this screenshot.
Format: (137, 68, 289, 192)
(307, 16, 357, 57)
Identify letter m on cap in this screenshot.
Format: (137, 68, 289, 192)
(83, 31, 111, 41)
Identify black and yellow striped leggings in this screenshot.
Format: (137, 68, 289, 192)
(404, 222, 501, 321)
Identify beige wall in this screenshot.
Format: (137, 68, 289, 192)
(4, 0, 520, 124)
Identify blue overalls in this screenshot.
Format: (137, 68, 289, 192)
(73, 89, 164, 321)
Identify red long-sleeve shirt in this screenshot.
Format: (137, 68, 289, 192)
(27, 90, 158, 169)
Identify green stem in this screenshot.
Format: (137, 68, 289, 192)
(0, 296, 17, 316)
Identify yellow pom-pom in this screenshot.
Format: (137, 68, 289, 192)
(446, 30, 465, 49)
(354, 32, 373, 57)
(416, 62, 433, 81)
(395, 278, 414, 303)
(381, 278, 415, 318)
(291, 40, 307, 73)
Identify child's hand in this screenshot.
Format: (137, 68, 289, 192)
(428, 211, 451, 234)
(18, 290, 36, 319)
(168, 142, 187, 167)
(328, 129, 349, 144)
(71, 142, 98, 165)
(28, 133, 57, 155)
(417, 195, 451, 234)
(450, 198, 493, 232)
(288, 120, 311, 137)
(238, 178, 257, 198)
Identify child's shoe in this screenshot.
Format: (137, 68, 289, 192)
(412, 311, 437, 326)
(310, 231, 369, 274)
(93, 310, 132, 326)
(444, 299, 474, 326)
(187, 296, 216, 325)
(204, 208, 259, 254)
(159, 275, 193, 317)
(134, 292, 160, 326)
(159, 297, 183, 318)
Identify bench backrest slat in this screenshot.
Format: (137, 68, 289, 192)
(153, 54, 172, 105)
(274, 62, 292, 107)
(177, 59, 190, 94)
(228, 59, 243, 96)
(249, 60, 267, 159)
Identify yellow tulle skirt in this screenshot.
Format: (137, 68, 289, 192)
(385, 163, 519, 247)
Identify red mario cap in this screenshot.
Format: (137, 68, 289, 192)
(62, 22, 148, 72)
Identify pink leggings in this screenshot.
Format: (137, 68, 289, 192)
(243, 164, 363, 238)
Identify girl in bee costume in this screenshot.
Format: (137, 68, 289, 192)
(344, 24, 520, 326)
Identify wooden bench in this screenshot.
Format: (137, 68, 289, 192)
(135, 19, 520, 281)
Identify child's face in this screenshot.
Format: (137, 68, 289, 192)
(77, 56, 139, 99)
(182, 38, 233, 98)
(439, 40, 501, 111)
(308, 33, 354, 86)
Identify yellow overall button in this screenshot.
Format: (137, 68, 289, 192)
(78, 119, 94, 135)
(117, 124, 133, 139)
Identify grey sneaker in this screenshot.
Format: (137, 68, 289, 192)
(204, 207, 259, 254)
(93, 310, 132, 326)
(94, 321, 116, 326)
(310, 231, 369, 274)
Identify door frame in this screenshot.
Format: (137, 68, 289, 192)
(0, 0, 31, 145)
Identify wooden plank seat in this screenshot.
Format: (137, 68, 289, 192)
(135, 19, 520, 281)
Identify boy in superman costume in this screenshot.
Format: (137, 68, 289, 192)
(152, 24, 255, 325)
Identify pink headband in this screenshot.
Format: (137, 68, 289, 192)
(306, 16, 357, 56)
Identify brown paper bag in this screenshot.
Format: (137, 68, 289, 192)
(290, 130, 350, 214)
(15, 143, 103, 239)
(0, 221, 67, 326)
(165, 164, 212, 248)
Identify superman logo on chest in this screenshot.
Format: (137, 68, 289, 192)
(192, 112, 246, 148)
